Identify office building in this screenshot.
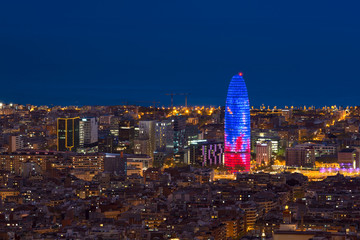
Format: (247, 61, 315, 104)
(172, 116, 186, 154)
(119, 119, 135, 142)
(136, 120, 156, 158)
(155, 119, 173, 153)
(57, 117, 80, 151)
(79, 117, 98, 147)
(109, 116, 120, 137)
(252, 130, 280, 154)
(224, 73, 251, 171)
(118, 119, 135, 153)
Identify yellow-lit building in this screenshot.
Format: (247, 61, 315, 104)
(0, 188, 19, 200)
(72, 154, 104, 171)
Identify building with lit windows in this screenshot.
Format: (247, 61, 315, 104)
(252, 129, 280, 154)
(172, 116, 187, 154)
(338, 148, 360, 169)
(224, 73, 251, 171)
(118, 119, 135, 153)
(135, 120, 156, 159)
(72, 153, 104, 171)
(256, 142, 272, 166)
(57, 117, 80, 152)
(9, 135, 23, 152)
(188, 141, 224, 166)
(286, 147, 315, 167)
(155, 119, 173, 153)
(79, 117, 98, 147)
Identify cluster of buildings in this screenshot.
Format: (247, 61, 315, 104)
(0, 74, 359, 238)
(0, 161, 359, 239)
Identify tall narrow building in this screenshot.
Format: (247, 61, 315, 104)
(134, 120, 156, 159)
(224, 73, 251, 171)
(57, 117, 80, 151)
(79, 117, 98, 147)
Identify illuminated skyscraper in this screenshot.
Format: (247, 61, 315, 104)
(57, 117, 80, 152)
(224, 73, 251, 171)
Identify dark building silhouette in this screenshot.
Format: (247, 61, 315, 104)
(57, 117, 80, 151)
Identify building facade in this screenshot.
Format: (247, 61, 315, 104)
(57, 117, 80, 151)
(338, 148, 360, 169)
(286, 147, 315, 167)
(155, 120, 173, 153)
(224, 73, 251, 171)
(79, 117, 98, 147)
(256, 142, 272, 166)
(9, 135, 23, 152)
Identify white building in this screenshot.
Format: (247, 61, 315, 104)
(79, 117, 98, 147)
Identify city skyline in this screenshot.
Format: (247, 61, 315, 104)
(2, 1, 360, 239)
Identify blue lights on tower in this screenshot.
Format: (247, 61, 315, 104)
(224, 73, 251, 171)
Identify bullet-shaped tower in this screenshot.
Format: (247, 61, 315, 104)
(224, 73, 251, 171)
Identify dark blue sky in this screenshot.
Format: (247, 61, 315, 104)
(1, 1, 360, 107)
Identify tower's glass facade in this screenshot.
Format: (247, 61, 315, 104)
(57, 117, 80, 152)
(224, 73, 251, 171)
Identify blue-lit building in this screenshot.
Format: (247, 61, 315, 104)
(224, 73, 251, 171)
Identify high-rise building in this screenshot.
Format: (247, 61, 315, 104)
(155, 120, 173, 153)
(136, 120, 156, 159)
(117, 119, 135, 153)
(224, 73, 251, 171)
(57, 117, 80, 151)
(119, 119, 135, 142)
(185, 125, 199, 145)
(109, 116, 120, 137)
(79, 117, 98, 147)
(172, 116, 186, 154)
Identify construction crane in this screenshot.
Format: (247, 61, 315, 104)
(165, 93, 175, 108)
(178, 93, 190, 108)
(165, 93, 190, 108)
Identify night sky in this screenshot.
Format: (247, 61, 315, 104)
(1, 1, 360, 107)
